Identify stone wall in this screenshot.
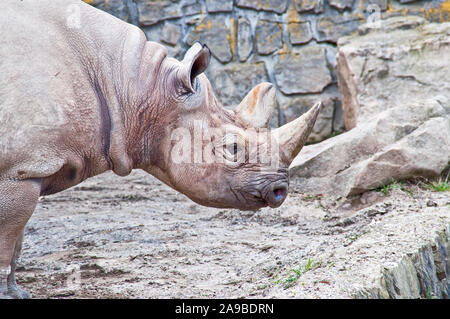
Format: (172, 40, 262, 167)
(84, 0, 450, 143)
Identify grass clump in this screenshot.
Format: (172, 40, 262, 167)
(274, 258, 320, 289)
(425, 176, 449, 192)
(376, 179, 413, 196)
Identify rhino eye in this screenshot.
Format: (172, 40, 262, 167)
(227, 143, 238, 155)
(223, 142, 239, 162)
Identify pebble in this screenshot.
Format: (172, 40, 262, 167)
(426, 199, 438, 207)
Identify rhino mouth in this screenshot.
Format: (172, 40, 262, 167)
(235, 174, 289, 210)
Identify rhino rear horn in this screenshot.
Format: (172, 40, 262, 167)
(235, 83, 277, 128)
(180, 42, 211, 93)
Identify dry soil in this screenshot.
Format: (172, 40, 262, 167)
(17, 170, 449, 298)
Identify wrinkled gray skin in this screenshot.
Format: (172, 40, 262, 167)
(0, 0, 321, 298)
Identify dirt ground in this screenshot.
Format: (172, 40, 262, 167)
(17, 170, 449, 298)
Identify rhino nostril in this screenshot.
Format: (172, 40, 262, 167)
(273, 187, 286, 202)
(266, 183, 288, 207)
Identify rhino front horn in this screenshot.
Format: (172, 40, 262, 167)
(272, 102, 322, 164)
(234, 82, 277, 128)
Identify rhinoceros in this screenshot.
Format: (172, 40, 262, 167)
(0, 0, 321, 298)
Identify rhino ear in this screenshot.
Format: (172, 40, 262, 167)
(180, 42, 211, 93)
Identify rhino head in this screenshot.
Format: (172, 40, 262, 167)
(137, 43, 321, 211)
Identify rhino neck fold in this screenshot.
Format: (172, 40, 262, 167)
(81, 60, 134, 177)
(94, 78, 134, 177)
(94, 37, 170, 176)
(69, 18, 169, 177)
(108, 42, 170, 176)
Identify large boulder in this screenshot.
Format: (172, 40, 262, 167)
(338, 16, 450, 130)
(291, 97, 449, 196)
(290, 17, 450, 197)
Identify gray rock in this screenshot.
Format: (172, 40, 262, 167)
(328, 0, 354, 11)
(293, 0, 324, 13)
(333, 100, 346, 134)
(288, 21, 313, 45)
(382, 256, 422, 298)
(207, 61, 269, 108)
(316, 14, 363, 43)
(421, 4, 450, 23)
(363, 0, 388, 11)
(337, 16, 450, 129)
(126, 0, 139, 25)
(357, 15, 425, 35)
(426, 200, 438, 207)
(137, 0, 201, 26)
(182, 0, 202, 16)
(185, 14, 204, 25)
(236, 0, 289, 14)
(291, 97, 450, 197)
(273, 46, 332, 95)
(186, 17, 233, 63)
(160, 22, 181, 46)
(354, 227, 450, 299)
(255, 20, 283, 55)
(91, 0, 130, 22)
(205, 0, 233, 12)
(352, 0, 388, 15)
(143, 24, 183, 59)
(433, 231, 450, 292)
(237, 17, 253, 62)
(137, 0, 182, 26)
(412, 245, 444, 298)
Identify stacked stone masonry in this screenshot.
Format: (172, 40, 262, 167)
(84, 0, 450, 143)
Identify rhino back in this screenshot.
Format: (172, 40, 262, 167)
(0, 0, 148, 191)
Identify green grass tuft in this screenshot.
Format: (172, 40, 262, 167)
(274, 258, 320, 289)
(425, 176, 450, 192)
(376, 179, 413, 196)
